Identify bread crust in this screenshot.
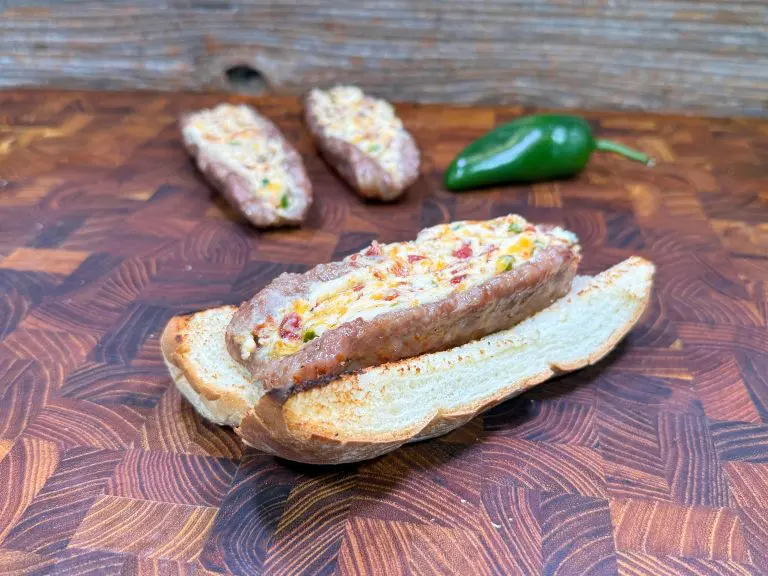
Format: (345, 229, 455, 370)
(160, 307, 252, 426)
(160, 257, 654, 464)
(227, 241, 580, 395)
(180, 104, 312, 228)
(303, 90, 420, 201)
(235, 256, 655, 464)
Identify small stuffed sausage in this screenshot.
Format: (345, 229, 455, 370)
(304, 86, 420, 201)
(226, 214, 581, 395)
(180, 104, 312, 227)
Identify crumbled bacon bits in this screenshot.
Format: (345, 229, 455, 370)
(453, 242, 473, 259)
(365, 242, 382, 257)
(279, 312, 302, 340)
(390, 260, 408, 277)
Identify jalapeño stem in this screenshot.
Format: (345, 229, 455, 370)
(595, 139, 654, 166)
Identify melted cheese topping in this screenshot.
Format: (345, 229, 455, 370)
(309, 86, 404, 178)
(183, 104, 293, 211)
(252, 215, 579, 360)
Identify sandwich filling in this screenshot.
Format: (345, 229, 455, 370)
(308, 86, 405, 179)
(182, 104, 295, 212)
(245, 214, 578, 360)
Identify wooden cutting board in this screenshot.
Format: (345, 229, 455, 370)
(1, 89, 767, 575)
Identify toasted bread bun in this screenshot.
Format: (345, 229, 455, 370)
(304, 86, 420, 201)
(160, 307, 262, 427)
(161, 257, 654, 464)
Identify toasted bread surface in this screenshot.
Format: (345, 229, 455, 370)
(160, 306, 260, 427)
(161, 257, 654, 464)
(237, 256, 654, 462)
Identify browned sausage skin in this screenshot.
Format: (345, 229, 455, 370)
(226, 215, 581, 395)
(180, 104, 312, 227)
(304, 86, 420, 201)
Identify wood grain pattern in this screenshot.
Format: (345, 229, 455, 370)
(0, 89, 767, 574)
(0, 548, 55, 575)
(480, 485, 542, 575)
(610, 498, 751, 563)
(483, 438, 608, 498)
(0, 437, 59, 544)
(266, 473, 356, 575)
(1, 447, 124, 555)
(0, 361, 50, 440)
(484, 397, 599, 447)
(539, 492, 617, 575)
(120, 556, 197, 576)
(353, 442, 484, 528)
(69, 496, 217, 562)
(139, 385, 243, 460)
(198, 454, 298, 575)
(738, 505, 768, 568)
(0, 441, 11, 464)
(23, 398, 147, 450)
(0, 247, 90, 275)
(405, 521, 517, 576)
(44, 547, 129, 576)
(598, 403, 673, 503)
(2, 2, 768, 117)
(692, 350, 763, 424)
(616, 552, 756, 576)
(725, 462, 768, 510)
(658, 412, 733, 507)
(336, 517, 411, 576)
(105, 450, 237, 507)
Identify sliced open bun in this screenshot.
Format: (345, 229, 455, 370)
(161, 256, 654, 464)
(160, 307, 262, 427)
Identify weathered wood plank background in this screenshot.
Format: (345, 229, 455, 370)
(2, 1, 767, 117)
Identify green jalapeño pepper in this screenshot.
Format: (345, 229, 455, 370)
(444, 114, 652, 191)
